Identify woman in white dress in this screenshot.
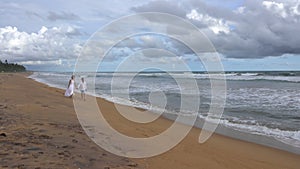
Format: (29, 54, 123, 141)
(64, 75, 75, 97)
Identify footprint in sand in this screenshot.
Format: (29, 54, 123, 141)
(0, 103, 7, 109)
(37, 134, 53, 141)
(0, 133, 7, 137)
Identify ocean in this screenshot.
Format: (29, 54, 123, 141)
(29, 71, 300, 154)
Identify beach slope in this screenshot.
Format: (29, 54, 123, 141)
(0, 73, 299, 169)
(0, 73, 139, 169)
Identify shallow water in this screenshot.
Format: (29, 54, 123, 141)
(29, 71, 300, 154)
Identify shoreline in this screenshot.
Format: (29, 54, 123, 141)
(1, 73, 299, 168)
(29, 71, 300, 155)
(0, 73, 140, 169)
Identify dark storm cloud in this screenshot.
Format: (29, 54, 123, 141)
(131, 0, 300, 58)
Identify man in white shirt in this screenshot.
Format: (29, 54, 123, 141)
(78, 77, 87, 101)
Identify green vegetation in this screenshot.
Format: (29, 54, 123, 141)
(0, 60, 26, 72)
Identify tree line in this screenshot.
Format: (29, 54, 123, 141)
(0, 60, 26, 72)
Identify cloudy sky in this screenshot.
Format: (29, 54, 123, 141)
(0, 0, 300, 71)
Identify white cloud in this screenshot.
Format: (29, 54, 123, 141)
(290, 2, 300, 16)
(39, 26, 48, 34)
(0, 25, 82, 64)
(234, 6, 246, 14)
(18, 59, 62, 65)
(1, 0, 300, 71)
(186, 9, 230, 34)
(262, 1, 287, 18)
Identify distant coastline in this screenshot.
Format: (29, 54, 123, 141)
(26, 70, 300, 74)
(0, 60, 26, 72)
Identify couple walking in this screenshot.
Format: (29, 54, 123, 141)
(64, 75, 87, 100)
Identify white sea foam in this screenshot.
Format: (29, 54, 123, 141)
(220, 118, 300, 148)
(192, 74, 300, 82)
(197, 114, 300, 148)
(29, 71, 300, 150)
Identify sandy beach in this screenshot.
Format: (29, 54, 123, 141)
(0, 73, 299, 169)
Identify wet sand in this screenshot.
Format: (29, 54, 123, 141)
(0, 73, 299, 169)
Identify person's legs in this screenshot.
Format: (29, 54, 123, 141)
(80, 90, 85, 100)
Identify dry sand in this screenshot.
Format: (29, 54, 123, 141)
(0, 73, 299, 169)
(0, 73, 139, 169)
